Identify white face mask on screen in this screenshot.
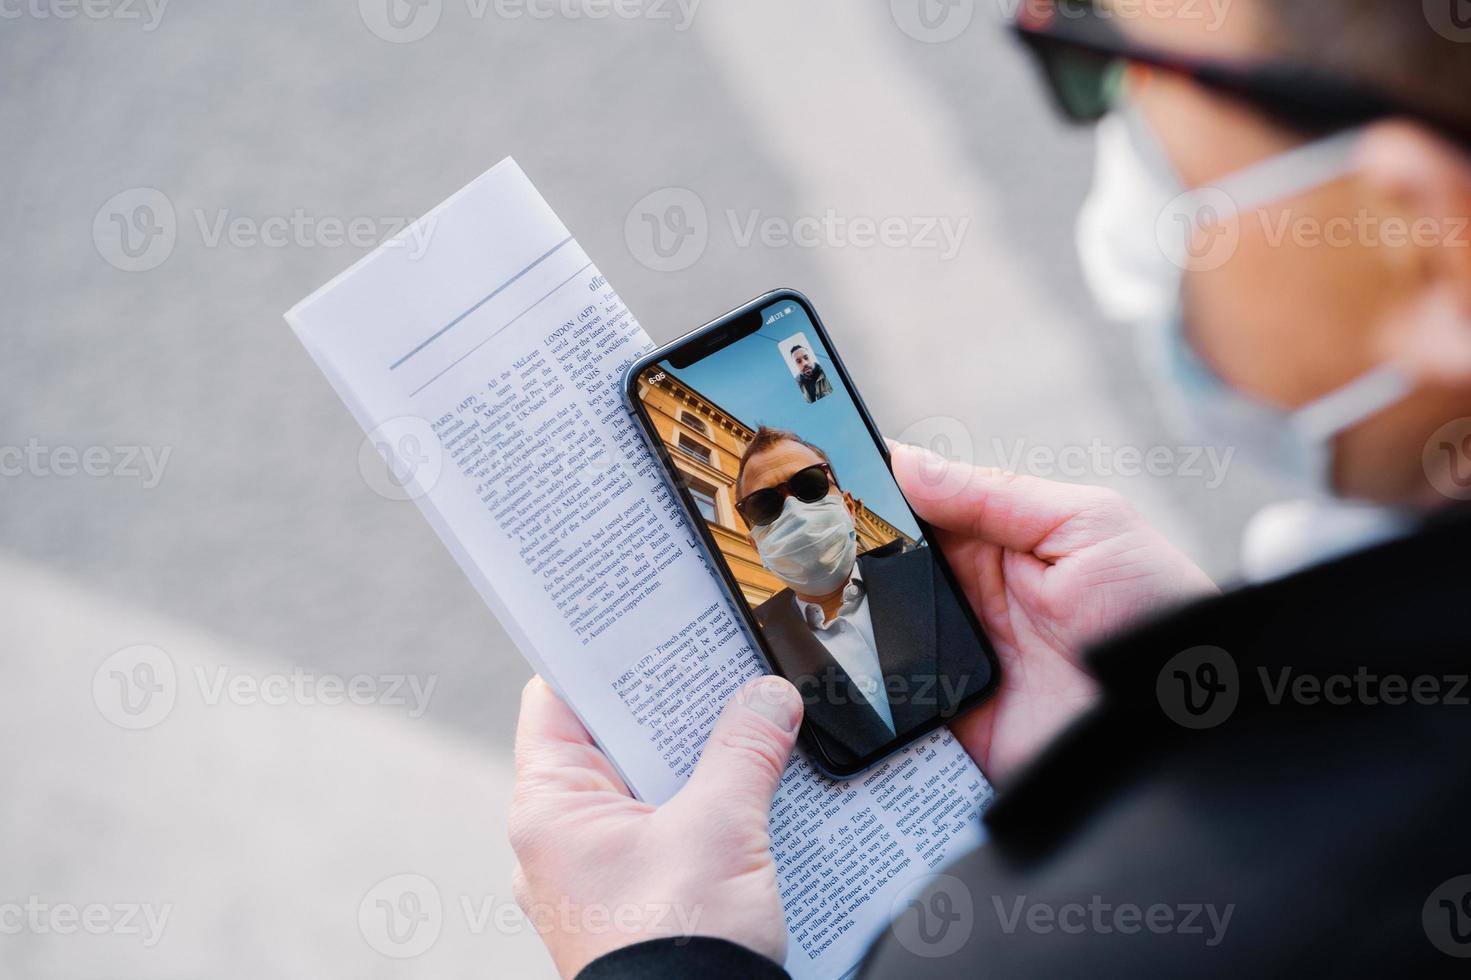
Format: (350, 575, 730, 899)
(751, 494, 858, 596)
(1075, 104, 1413, 500)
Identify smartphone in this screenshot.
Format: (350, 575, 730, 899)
(624, 289, 999, 777)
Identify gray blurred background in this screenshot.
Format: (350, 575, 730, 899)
(1, 1, 1279, 976)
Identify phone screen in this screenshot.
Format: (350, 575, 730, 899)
(631, 294, 996, 774)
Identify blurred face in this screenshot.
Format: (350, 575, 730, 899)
(1106, 0, 1471, 504)
(793, 348, 817, 377)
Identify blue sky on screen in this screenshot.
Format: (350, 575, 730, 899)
(661, 301, 922, 541)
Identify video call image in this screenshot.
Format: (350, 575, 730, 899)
(779, 331, 833, 404)
(636, 302, 994, 769)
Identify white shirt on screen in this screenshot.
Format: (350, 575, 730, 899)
(795, 565, 896, 734)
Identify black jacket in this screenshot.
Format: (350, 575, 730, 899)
(581, 510, 1471, 979)
(754, 540, 993, 768)
(798, 367, 833, 403)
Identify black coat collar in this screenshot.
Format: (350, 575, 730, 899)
(1086, 505, 1471, 696)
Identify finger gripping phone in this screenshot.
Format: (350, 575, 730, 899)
(624, 289, 999, 778)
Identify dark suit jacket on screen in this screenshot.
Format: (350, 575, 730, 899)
(753, 539, 994, 768)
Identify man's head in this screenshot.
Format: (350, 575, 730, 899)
(736, 427, 859, 597)
(736, 426, 848, 510)
(1054, 0, 1471, 504)
(792, 346, 820, 378)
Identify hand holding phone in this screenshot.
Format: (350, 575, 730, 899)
(886, 442, 1225, 778)
(626, 291, 1001, 777)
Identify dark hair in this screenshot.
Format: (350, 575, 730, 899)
(736, 426, 838, 498)
(790, 345, 807, 356)
(1259, 2, 1471, 133)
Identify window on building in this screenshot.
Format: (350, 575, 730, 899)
(679, 412, 708, 434)
(676, 434, 712, 465)
(685, 477, 720, 525)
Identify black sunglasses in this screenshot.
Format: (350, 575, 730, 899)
(737, 464, 836, 528)
(1012, 0, 1471, 145)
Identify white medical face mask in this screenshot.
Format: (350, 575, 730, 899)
(1076, 105, 1413, 499)
(750, 493, 858, 596)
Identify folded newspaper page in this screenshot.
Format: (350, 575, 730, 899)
(286, 158, 992, 979)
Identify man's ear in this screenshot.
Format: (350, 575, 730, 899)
(1357, 121, 1471, 385)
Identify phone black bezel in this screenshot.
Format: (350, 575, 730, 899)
(622, 288, 1001, 779)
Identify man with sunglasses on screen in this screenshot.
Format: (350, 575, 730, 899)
(508, 2, 1471, 976)
(735, 426, 986, 767)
